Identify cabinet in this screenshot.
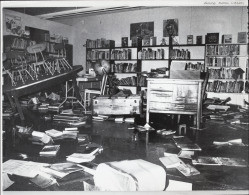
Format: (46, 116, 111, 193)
(205, 43, 248, 105)
(146, 78, 203, 129)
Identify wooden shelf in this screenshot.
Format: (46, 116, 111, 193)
(110, 59, 137, 61)
(140, 59, 168, 61)
(142, 45, 169, 48)
(114, 46, 137, 49)
(172, 44, 206, 47)
(170, 59, 204, 61)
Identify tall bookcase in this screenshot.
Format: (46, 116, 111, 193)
(85, 38, 206, 94)
(205, 43, 248, 106)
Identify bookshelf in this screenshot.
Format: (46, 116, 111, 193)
(205, 43, 248, 106)
(85, 38, 207, 94)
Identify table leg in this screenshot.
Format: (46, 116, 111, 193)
(13, 95, 25, 121)
(6, 94, 16, 111)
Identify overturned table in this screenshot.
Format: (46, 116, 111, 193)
(3, 65, 83, 121)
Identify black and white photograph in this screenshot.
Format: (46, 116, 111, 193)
(1, 0, 249, 194)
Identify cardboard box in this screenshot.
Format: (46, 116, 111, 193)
(93, 95, 141, 115)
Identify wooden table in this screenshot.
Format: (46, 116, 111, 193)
(3, 65, 83, 121)
(146, 78, 203, 130)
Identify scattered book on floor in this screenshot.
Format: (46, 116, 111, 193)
(115, 117, 124, 123)
(124, 117, 135, 123)
(66, 153, 96, 163)
(175, 143, 202, 151)
(45, 129, 63, 138)
(178, 150, 195, 160)
(41, 162, 85, 180)
(39, 145, 60, 157)
(30, 171, 57, 188)
(31, 131, 53, 145)
(176, 163, 200, 177)
(213, 138, 244, 146)
(192, 156, 247, 167)
(159, 154, 183, 168)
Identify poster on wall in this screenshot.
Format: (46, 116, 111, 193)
(163, 19, 178, 37)
(130, 22, 154, 40)
(5, 14, 23, 36)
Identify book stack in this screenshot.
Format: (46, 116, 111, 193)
(53, 114, 87, 126)
(39, 145, 60, 157)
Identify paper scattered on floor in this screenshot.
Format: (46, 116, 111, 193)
(166, 179, 192, 191)
(3, 173, 14, 190)
(3, 159, 49, 178)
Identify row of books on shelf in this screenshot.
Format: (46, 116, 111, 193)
(207, 67, 243, 79)
(185, 62, 204, 71)
(45, 42, 56, 53)
(206, 44, 240, 56)
(110, 49, 132, 60)
(117, 76, 137, 86)
(108, 75, 146, 87)
(86, 38, 115, 48)
(110, 62, 137, 73)
(206, 56, 239, 67)
(138, 48, 165, 60)
(206, 80, 244, 93)
(87, 50, 110, 60)
(11, 37, 33, 50)
(170, 49, 191, 60)
(245, 81, 249, 93)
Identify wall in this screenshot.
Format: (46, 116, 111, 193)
(53, 6, 247, 69)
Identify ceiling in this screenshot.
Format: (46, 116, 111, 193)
(5, 6, 148, 20)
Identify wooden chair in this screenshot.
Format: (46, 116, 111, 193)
(84, 74, 108, 110)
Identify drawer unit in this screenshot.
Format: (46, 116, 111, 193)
(146, 78, 203, 129)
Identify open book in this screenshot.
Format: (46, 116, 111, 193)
(42, 162, 85, 180)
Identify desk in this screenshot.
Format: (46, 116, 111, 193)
(146, 78, 203, 129)
(3, 65, 83, 121)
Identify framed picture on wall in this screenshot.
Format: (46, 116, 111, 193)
(205, 33, 219, 44)
(222, 34, 232, 43)
(122, 37, 128, 47)
(196, 36, 202, 45)
(130, 22, 154, 40)
(163, 19, 178, 37)
(5, 14, 23, 36)
(187, 35, 193, 44)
